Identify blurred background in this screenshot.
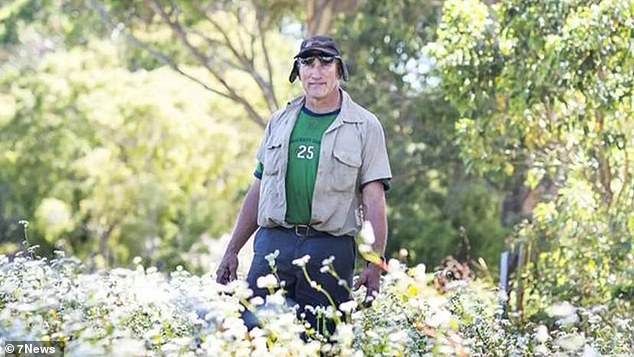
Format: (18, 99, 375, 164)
(1, 1, 631, 308)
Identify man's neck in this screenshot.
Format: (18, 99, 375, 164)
(304, 88, 342, 114)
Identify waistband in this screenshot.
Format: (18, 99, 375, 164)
(274, 225, 353, 239)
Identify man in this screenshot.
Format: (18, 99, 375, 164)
(215, 35, 391, 334)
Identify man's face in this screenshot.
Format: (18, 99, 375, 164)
(298, 53, 340, 101)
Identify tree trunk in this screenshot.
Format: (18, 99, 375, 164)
(305, 0, 359, 35)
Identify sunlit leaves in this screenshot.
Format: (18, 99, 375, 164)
(0, 41, 259, 267)
(430, 0, 634, 320)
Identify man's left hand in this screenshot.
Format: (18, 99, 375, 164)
(354, 263, 383, 306)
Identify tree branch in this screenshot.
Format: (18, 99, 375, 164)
(615, 143, 629, 207)
(89, 0, 235, 102)
(232, 10, 250, 62)
(595, 111, 613, 205)
(248, 27, 256, 67)
(257, 11, 278, 106)
(201, 5, 279, 113)
(148, 0, 266, 127)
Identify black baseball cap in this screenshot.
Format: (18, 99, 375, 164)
(289, 35, 349, 82)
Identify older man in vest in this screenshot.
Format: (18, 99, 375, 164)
(215, 35, 392, 335)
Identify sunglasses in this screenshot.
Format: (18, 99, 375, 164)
(298, 55, 338, 66)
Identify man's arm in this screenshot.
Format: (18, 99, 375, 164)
(354, 181, 388, 303)
(215, 179, 261, 284)
(362, 181, 388, 257)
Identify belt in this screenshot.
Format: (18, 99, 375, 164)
(278, 225, 321, 237)
(275, 225, 353, 239)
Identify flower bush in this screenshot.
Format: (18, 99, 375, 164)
(1, 245, 632, 356)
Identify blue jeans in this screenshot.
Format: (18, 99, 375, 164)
(244, 226, 356, 335)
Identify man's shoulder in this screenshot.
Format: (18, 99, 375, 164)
(267, 96, 303, 126)
(268, 107, 287, 124)
(342, 90, 382, 127)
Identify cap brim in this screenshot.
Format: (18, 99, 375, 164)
(294, 47, 339, 58)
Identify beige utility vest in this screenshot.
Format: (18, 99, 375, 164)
(256, 89, 392, 237)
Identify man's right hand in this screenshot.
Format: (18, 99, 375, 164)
(215, 252, 239, 285)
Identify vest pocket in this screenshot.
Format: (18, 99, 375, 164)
(331, 148, 361, 192)
(260, 142, 282, 213)
(263, 143, 282, 176)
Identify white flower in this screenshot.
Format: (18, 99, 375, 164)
(321, 343, 332, 353)
(555, 333, 585, 351)
(249, 296, 264, 306)
(265, 291, 285, 305)
(132, 256, 142, 265)
(256, 274, 278, 289)
(590, 305, 607, 314)
(321, 255, 335, 266)
(425, 309, 452, 328)
(322, 306, 336, 319)
(249, 327, 265, 339)
(265, 250, 279, 266)
(614, 317, 630, 330)
(535, 324, 549, 343)
(359, 221, 375, 245)
(548, 301, 576, 318)
(389, 330, 408, 343)
(339, 300, 357, 313)
(333, 323, 354, 343)
(582, 344, 600, 357)
(227, 279, 253, 300)
(588, 314, 602, 325)
(557, 313, 580, 327)
(319, 266, 330, 273)
(292, 255, 310, 267)
(410, 264, 427, 284)
(387, 258, 403, 272)
(534, 344, 550, 355)
(446, 280, 468, 290)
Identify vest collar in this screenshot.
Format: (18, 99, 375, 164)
(285, 89, 364, 124)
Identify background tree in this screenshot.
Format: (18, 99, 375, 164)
(88, 0, 299, 128)
(0, 41, 261, 268)
(303, 0, 359, 35)
(86, 0, 363, 124)
(2, 0, 512, 273)
(335, 0, 508, 268)
(428, 0, 633, 314)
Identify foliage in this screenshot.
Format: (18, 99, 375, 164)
(93, 0, 300, 127)
(1, 248, 631, 356)
(0, 0, 512, 273)
(335, 0, 508, 268)
(427, 0, 633, 316)
(0, 0, 98, 44)
(0, 41, 259, 268)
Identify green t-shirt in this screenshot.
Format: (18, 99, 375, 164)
(254, 106, 339, 224)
